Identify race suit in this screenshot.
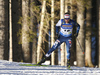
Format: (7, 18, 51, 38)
(45, 19, 80, 60)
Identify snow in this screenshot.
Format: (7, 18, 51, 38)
(0, 60, 100, 75)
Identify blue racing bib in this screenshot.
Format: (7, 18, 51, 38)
(60, 20, 73, 37)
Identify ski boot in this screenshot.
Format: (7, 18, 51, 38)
(37, 56, 47, 65)
(67, 59, 70, 69)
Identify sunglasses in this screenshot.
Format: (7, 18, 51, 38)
(65, 18, 70, 20)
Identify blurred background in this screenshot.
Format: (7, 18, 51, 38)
(0, 0, 100, 67)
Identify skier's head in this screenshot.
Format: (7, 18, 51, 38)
(64, 12, 70, 23)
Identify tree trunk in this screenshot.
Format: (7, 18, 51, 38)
(97, 0, 100, 68)
(30, 0, 37, 64)
(4, 0, 9, 60)
(12, 0, 22, 62)
(60, 0, 65, 66)
(51, 0, 55, 65)
(9, 0, 13, 62)
(0, 0, 8, 60)
(85, 0, 94, 67)
(42, 12, 49, 59)
(22, 0, 30, 62)
(76, 0, 85, 67)
(65, 0, 69, 13)
(69, 0, 77, 66)
(64, 0, 69, 66)
(70, 0, 73, 19)
(37, 0, 46, 62)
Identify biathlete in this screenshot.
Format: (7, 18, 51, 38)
(37, 12, 80, 68)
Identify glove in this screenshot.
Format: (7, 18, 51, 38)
(74, 33, 78, 37)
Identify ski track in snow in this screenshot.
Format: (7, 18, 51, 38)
(0, 60, 100, 75)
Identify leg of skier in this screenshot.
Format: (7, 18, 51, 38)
(37, 38, 63, 65)
(66, 37, 72, 68)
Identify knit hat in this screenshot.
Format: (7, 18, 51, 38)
(64, 14, 70, 19)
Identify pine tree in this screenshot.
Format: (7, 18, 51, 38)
(60, 0, 65, 66)
(97, 0, 100, 68)
(4, 0, 9, 60)
(9, 0, 13, 62)
(37, 0, 46, 62)
(69, 0, 77, 66)
(30, 0, 37, 64)
(0, 0, 9, 60)
(12, 0, 22, 62)
(76, 0, 85, 67)
(22, 0, 30, 62)
(85, 0, 94, 67)
(51, 0, 55, 65)
(64, 0, 69, 66)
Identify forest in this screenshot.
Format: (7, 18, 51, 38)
(0, 0, 100, 68)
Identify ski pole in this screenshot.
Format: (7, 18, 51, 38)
(76, 38, 84, 54)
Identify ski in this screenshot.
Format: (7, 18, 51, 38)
(19, 64, 49, 67)
(67, 67, 72, 70)
(67, 65, 72, 70)
(20, 64, 72, 70)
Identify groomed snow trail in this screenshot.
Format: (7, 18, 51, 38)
(0, 60, 100, 75)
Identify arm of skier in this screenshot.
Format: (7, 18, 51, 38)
(76, 23, 80, 36)
(55, 19, 62, 38)
(73, 21, 80, 37)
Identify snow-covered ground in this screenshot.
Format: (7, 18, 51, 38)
(0, 60, 100, 75)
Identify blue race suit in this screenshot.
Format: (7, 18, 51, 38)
(45, 19, 80, 60)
